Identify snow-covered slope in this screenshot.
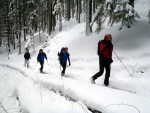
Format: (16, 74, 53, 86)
(0, 0, 150, 113)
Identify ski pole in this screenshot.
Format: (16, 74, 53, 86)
(33, 62, 38, 70)
(47, 60, 50, 71)
(60, 63, 62, 76)
(113, 50, 132, 77)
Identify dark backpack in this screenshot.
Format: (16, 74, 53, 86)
(97, 40, 105, 55)
(58, 48, 65, 62)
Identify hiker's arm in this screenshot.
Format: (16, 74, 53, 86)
(68, 54, 71, 66)
(97, 41, 100, 55)
(37, 55, 39, 61)
(29, 53, 31, 59)
(44, 53, 47, 60)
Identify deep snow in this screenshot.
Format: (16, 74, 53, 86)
(0, 0, 150, 113)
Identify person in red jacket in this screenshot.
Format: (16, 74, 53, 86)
(90, 34, 113, 86)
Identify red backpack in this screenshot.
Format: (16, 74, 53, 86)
(98, 40, 113, 59)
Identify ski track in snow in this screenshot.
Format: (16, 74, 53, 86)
(2, 63, 139, 112)
(0, 64, 98, 113)
(1, 63, 150, 113)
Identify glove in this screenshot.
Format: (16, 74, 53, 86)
(110, 59, 113, 63)
(97, 51, 100, 55)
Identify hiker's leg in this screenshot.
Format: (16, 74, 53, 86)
(104, 63, 111, 85)
(62, 63, 67, 74)
(27, 60, 29, 68)
(92, 60, 104, 80)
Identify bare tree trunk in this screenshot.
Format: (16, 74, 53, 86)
(68, 0, 71, 20)
(23, 18, 26, 41)
(83, 0, 86, 21)
(129, 0, 135, 7)
(13, 31, 15, 49)
(56, 0, 62, 31)
(39, 23, 41, 42)
(94, 0, 98, 9)
(5, 0, 10, 52)
(85, 0, 91, 36)
(72, 0, 75, 18)
(38, 3, 42, 43)
(61, 0, 64, 17)
(65, 0, 71, 21)
(89, 0, 92, 32)
(76, 0, 78, 20)
(78, 0, 81, 23)
(15, 0, 18, 49)
(0, 28, 1, 46)
(41, 12, 43, 32)
(148, 10, 150, 23)
(48, 0, 52, 35)
(59, 7, 62, 31)
(18, 1, 22, 54)
(43, 11, 47, 32)
(23, 0, 26, 41)
(93, 0, 96, 13)
(52, 4, 56, 31)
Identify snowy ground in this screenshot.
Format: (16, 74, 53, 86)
(0, 0, 150, 113)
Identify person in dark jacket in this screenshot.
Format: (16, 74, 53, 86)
(24, 48, 31, 68)
(58, 47, 71, 75)
(90, 34, 113, 86)
(37, 49, 47, 73)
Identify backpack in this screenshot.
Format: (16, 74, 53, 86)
(97, 40, 105, 55)
(97, 40, 113, 59)
(58, 47, 70, 64)
(58, 48, 65, 62)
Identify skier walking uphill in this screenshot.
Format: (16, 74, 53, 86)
(58, 47, 71, 75)
(37, 49, 47, 73)
(90, 34, 113, 86)
(24, 48, 31, 68)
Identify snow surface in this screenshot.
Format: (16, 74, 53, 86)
(0, 0, 150, 113)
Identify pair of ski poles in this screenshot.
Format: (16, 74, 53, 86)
(33, 60, 50, 71)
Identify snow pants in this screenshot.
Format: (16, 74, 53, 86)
(93, 59, 111, 85)
(60, 62, 67, 75)
(39, 61, 44, 73)
(24, 60, 29, 68)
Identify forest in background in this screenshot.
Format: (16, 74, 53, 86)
(0, 0, 138, 54)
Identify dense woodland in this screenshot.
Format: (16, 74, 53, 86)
(0, 0, 136, 54)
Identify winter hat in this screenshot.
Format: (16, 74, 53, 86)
(104, 34, 112, 41)
(64, 47, 68, 51)
(25, 48, 29, 52)
(39, 49, 43, 52)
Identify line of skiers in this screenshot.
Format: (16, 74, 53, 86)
(24, 34, 113, 86)
(24, 48, 48, 73)
(24, 47, 70, 74)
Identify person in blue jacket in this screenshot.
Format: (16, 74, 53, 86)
(58, 47, 71, 75)
(37, 49, 47, 73)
